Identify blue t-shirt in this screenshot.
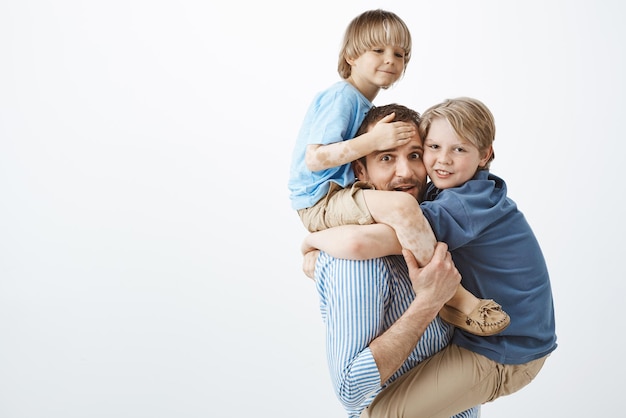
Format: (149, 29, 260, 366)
(420, 170, 558, 364)
(288, 81, 373, 210)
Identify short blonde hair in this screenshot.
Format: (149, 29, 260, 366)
(338, 9, 412, 80)
(419, 97, 496, 169)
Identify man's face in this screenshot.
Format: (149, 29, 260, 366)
(353, 123, 427, 201)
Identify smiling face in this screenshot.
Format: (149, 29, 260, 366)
(337, 9, 412, 81)
(347, 45, 406, 98)
(353, 126, 427, 201)
(423, 117, 492, 190)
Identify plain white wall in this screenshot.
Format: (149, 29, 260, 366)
(1, 0, 624, 417)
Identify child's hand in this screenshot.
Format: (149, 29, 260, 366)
(369, 112, 418, 151)
(302, 250, 320, 280)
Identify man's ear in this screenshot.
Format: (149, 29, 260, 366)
(352, 159, 367, 181)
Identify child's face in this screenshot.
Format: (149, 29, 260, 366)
(348, 45, 406, 89)
(423, 117, 491, 189)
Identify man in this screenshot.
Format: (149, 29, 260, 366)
(302, 104, 480, 418)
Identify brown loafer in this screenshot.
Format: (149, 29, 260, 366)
(439, 299, 510, 336)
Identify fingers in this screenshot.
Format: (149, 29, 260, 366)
(430, 242, 449, 262)
(393, 122, 417, 140)
(432, 242, 461, 284)
(302, 250, 320, 281)
(379, 112, 396, 123)
(405, 243, 451, 273)
(401, 248, 418, 271)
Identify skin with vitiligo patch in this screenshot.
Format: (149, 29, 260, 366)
(305, 116, 434, 266)
(360, 171, 437, 268)
(304, 112, 418, 173)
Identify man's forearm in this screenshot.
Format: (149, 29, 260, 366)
(369, 245, 460, 384)
(369, 295, 441, 383)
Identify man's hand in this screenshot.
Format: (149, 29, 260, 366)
(403, 242, 461, 311)
(302, 250, 320, 280)
(369, 243, 461, 383)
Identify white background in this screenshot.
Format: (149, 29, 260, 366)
(1, 1, 623, 417)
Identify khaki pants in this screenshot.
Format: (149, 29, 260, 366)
(298, 181, 374, 232)
(361, 345, 548, 418)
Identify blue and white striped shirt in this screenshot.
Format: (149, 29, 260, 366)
(315, 252, 480, 418)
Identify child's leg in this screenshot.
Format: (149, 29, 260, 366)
(361, 189, 435, 266)
(362, 345, 497, 418)
(448, 284, 482, 315)
(362, 189, 509, 336)
(363, 345, 546, 418)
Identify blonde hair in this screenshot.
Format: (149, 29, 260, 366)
(419, 97, 496, 169)
(337, 9, 412, 80)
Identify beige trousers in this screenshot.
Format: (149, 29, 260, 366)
(361, 344, 548, 418)
(298, 181, 374, 232)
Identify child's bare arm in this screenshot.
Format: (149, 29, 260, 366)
(305, 113, 416, 172)
(302, 224, 401, 260)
